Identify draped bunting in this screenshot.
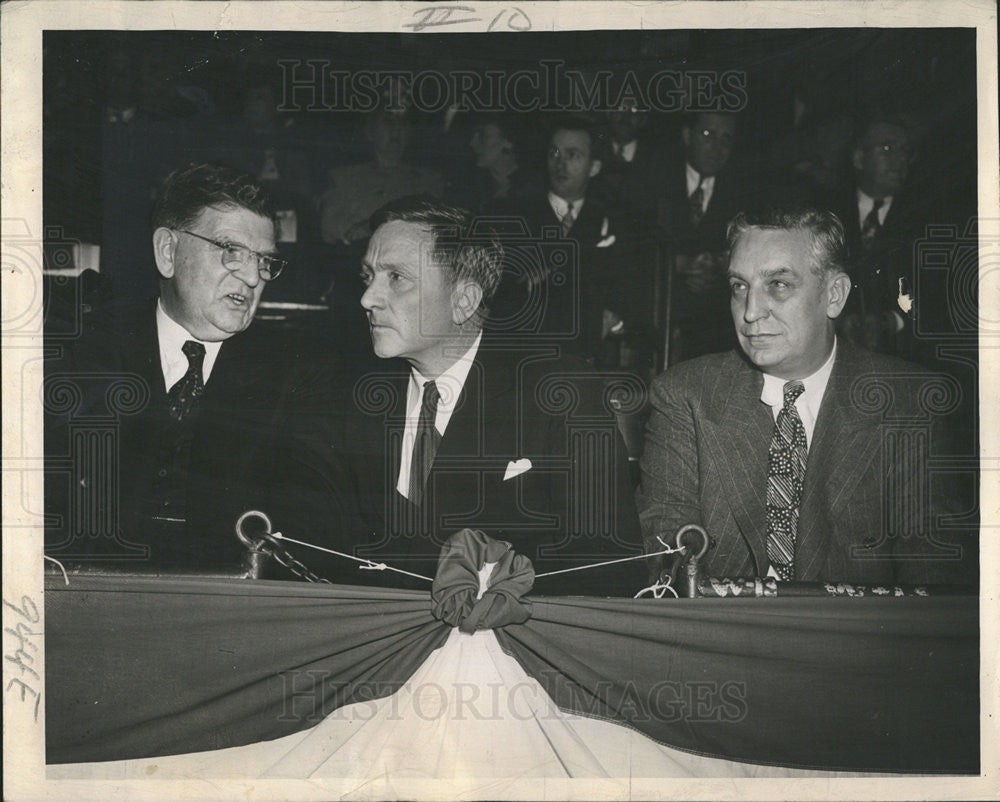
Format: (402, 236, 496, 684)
(431, 529, 534, 632)
(44, 574, 977, 773)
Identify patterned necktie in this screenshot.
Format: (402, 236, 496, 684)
(560, 201, 576, 237)
(167, 340, 206, 422)
(409, 380, 441, 506)
(689, 176, 705, 227)
(861, 198, 883, 250)
(765, 380, 808, 581)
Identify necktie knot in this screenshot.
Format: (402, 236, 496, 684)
(782, 380, 805, 408)
(182, 340, 205, 367)
(560, 202, 576, 236)
(421, 380, 440, 415)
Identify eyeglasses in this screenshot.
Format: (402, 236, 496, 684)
(177, 229, 286, 281)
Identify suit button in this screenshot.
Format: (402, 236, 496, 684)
(158, 468, 168, 478)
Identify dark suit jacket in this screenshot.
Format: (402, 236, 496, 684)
(656, 160, 748, 360)
(637, 341, 975, 585)
(44, 300, 292, 571)
(831, 186, 937, 361)
(270, 339, 643, 595)
(486, 192, 625, 358)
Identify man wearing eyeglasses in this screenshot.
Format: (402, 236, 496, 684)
(834, 116, 931, 361)
(45, 163, 292, 572)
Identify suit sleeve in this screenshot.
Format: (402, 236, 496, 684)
(637, 370, 704, 580)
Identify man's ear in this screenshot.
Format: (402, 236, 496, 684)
(152, 227, 178, 279)
(452, 280, 484, 325)
(589, 159, 602, 178)
(826, 271, 852, 318)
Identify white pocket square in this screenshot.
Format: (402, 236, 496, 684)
(504, 458, 532, 481)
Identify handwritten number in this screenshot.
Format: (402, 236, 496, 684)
(507, 7, 531, 30)
(408, 5, 531, 31)
(3, 595, 39, 624)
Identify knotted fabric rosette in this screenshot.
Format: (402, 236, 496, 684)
(431, 529, 534, 632)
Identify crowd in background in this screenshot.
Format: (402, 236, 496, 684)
(43, 28, 979, 408)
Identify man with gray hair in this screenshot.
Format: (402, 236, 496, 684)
(272, 196, 642, 593)
(638, 206, 974, 586)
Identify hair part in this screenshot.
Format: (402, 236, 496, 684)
(370, 195, 504, 310)
(726, 206, 849, 276)
(151, 163, 278, 231)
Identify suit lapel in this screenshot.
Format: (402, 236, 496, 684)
(795, 343, 882, 578)
(701, 354, 773, 574)
(120, 303, 167, 402)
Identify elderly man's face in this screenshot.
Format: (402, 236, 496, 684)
(360, 221, 462, 372)
(683, 113, 736, 177)
(547, 128, 600, 201)
(156, 205, 274, 341)
(728, 227, 849, 380)
(853, 122, 913, 198)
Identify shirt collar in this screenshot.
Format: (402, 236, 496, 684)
(685, 162, 715, 197)
(759, 337, 837, 421)
(857, 188, 893, 219)
(547, 191, 585, 220)
(156, 299, 223, 383)
(408, 330, 483, 415)
(614, 139, 638, 162)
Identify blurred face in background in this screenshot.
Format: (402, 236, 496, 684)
(853, 122, 913, 199)
(683, 113, 736, 177)
(470, 122, 514, 171)
(371, 113, 410, 169)
(547, 128, 601, 202)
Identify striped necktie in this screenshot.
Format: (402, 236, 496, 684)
(765, 380, 807, 581)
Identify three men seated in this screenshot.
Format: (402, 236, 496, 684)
(45, 164, 975, 590)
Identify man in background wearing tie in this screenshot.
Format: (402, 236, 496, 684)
(638, 206, 975, 586)
(833, 116, 932, 360)
(490, 116, 627, 363)
(45, 163, 291, 571)
(274, 196, 642, 593)
(658, 111, 748, 362)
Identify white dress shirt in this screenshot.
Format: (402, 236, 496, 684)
(156, 300, 222, 392)
(759, 339, 837, 579)
(547, 191, 585, 223)
(396, 331, 483, 499)
(685, 162, 715, 213)
(857, 189, 893, 229)
(612, 139, 638, 163)
(759, 338, 837, 449)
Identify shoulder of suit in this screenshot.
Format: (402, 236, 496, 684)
(651, 350, 744, 390)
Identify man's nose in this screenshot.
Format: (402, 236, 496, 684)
(232, 258, 262, 288)
(742, 286, 768, 322)
(360, 279, 381, 310)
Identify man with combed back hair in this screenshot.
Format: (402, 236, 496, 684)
(270, 196, 643, 593)
(638, 206, 976, 586)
